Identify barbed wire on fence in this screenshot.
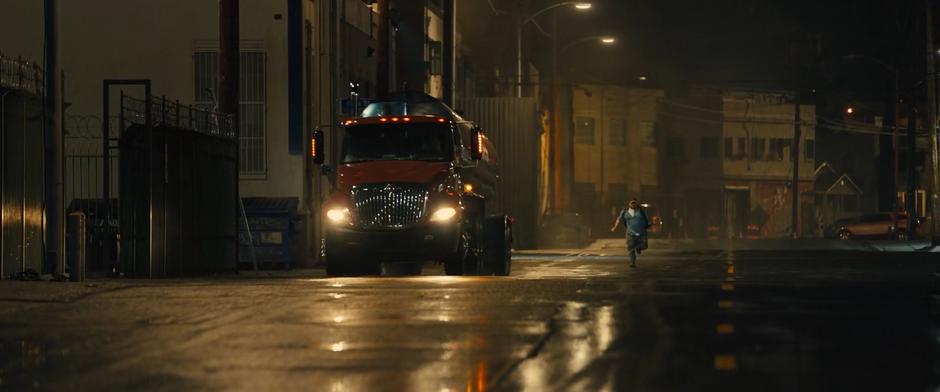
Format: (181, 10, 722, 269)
(0, 53, 43, 96)
(65, 114, 124, 154)
(122, 95, 236, 138)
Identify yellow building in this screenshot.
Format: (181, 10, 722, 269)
(571, 85, 663, 231)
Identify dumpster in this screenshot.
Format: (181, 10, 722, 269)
(239, 197, 299, 268)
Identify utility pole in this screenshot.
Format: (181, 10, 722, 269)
(927, 0, 940, 246)
(220, 0, 240, 265)
(376, 0, 390, 96)
(792, 94, 801, 239)
(516, 18, 524, 98)
(908, 93, 918, 238)
(44, 0, 64, 275)
(442, 0, 456, 106)
(551, 13, 561, 211)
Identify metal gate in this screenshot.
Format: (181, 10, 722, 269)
(457, 98, 540, 248)
(119, 94, 237, 277)
(65, 85, 236, 277)
(65, 114, 118, 273)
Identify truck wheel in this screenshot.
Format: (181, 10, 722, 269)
(484, 216, 512, 276)
(444, 233, 470, 276)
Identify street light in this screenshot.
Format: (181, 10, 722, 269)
(560, 35, 618, 54)
(516, 1, 593, 97)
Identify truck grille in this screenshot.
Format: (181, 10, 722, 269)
(351, 183, 429, 228)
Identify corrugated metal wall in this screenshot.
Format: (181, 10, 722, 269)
(0, 90, 45, 277)
(457, 98, 540, 248)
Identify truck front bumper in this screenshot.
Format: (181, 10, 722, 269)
(325, 223, 461, 262)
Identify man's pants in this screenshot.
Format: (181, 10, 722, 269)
(627, 234, 647, 264)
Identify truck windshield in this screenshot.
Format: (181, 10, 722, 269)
(342, 123, 453, 163)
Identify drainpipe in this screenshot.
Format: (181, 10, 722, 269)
(44, 0, 65, 275)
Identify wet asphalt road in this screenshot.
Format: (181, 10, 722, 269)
(1, 243, 939, 391)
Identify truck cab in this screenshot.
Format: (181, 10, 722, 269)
(312, 92, 512, 276)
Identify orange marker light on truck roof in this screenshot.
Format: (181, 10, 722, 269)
(349, 116, 449, 125)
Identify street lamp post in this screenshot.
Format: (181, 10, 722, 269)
(844, 55, 903, 235)
(553, 36, 616, 211)
(515, 2, 591, 97)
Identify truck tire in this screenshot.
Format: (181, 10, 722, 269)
(444, 233, 470, 276)
(484, 216, 512, 276)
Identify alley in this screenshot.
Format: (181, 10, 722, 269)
(1, 242, 938, 391)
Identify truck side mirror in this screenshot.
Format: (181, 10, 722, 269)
(311, 129, 325, 165)
(470, 127, 484, 161)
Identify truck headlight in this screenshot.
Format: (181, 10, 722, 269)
(429, 207, 457, 222)
(327, 208, 350, 223)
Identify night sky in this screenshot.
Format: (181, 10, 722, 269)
(545, 0, 923, 95)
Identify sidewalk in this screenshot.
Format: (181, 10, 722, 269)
(516, 238, 940, 255)
(581, 237, 940, 253)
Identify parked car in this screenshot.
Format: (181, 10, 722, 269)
(537, 212, 591, 248)
(825, 212, 924, 240)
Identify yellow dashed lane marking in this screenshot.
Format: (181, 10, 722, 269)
(727, 264, 735, 274)
(717, 323, 735, 334)
(714, 355, 738, 371)
(721, 282, 735, 291)
(718, 300, 735, 309)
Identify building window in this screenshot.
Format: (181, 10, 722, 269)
(428, 40, 442, 76)
(736, 137, 746, 159)
(639, 121, 655, 146)
(724, 137, 734, 160)
(804, 139, 815, 161)
(194, 51, 267, 175)
(750, 138, 766, 161)
(769, 138, 790, 161)
(666, 137, 684, 162)
(609, 118, 627, 145)
(700, 137, 719, 160)
(916, 189, 927, 215)
(575, 117, 595, 144)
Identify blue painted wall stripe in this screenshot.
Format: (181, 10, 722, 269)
(287, 0, 303, 155)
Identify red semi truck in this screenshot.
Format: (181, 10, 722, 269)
(311, 93, 512, 276)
